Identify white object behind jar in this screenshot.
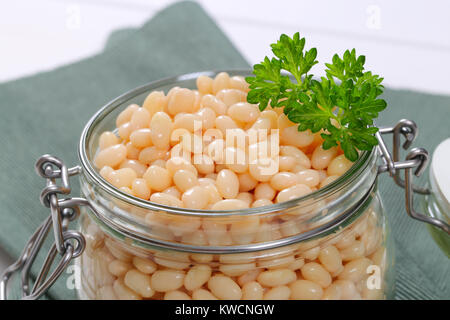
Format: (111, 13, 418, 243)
(431, 138, 450, 214)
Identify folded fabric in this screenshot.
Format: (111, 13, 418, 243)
(0, 1, 448, 300)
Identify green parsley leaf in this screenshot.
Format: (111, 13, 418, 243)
(246, 34, 387, 161)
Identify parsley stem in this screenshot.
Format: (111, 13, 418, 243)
(293, 73, 302, 86)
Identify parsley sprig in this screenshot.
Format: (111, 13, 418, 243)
(246, 33, 386, 161)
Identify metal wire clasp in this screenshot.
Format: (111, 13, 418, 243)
(0, 155, 89, 300)
(377, 119, 450, 234)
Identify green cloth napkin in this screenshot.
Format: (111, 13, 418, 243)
(0, 1, 448, 300)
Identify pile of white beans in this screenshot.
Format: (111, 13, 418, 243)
(80, 72, 387, 300)
(94, 72, 354, 210)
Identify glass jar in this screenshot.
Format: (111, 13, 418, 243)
(76, 71, 395, 300)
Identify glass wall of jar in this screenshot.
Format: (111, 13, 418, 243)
(76, 71, 395, 300)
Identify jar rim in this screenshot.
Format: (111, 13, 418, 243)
(78, 69, 375, 218)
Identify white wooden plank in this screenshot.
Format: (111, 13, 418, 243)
(97, 0, 450, 48)
(218, 19, 450, 94)
(0, 0, 154, 82)
(1, 0, 449, 94)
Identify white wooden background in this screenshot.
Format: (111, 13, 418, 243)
(1, 0, 449, 274)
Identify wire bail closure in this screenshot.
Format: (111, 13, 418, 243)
(376, 119, 450, 234)
(0, 155, 88, 300)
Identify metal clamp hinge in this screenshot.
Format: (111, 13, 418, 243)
(377, 119, 449, 234)
(0, 155, 89, 300)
